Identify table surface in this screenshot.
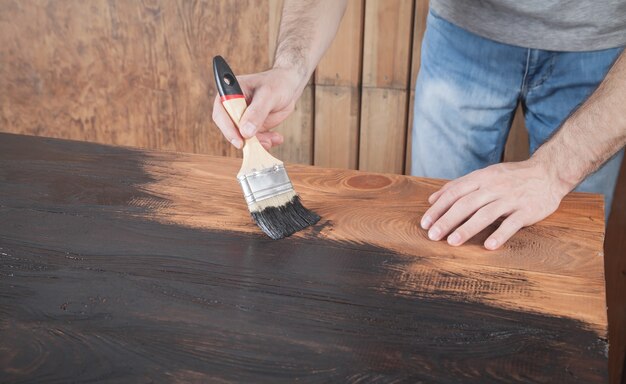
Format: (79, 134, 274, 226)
(0, 133, 609, 383)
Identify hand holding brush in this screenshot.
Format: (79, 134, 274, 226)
(212, 56, 320, 239)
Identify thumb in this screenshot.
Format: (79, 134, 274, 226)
(239, 87, 272, 139)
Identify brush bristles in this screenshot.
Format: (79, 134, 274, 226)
(249, 194, 320, 240)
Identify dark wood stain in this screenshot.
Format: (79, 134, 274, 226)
(0, 134, 608, 383)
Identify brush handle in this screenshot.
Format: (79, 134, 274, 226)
(213, 55, 248, 129)
(212, 56, 282, 176)
(213, 55, 263, 149)
(213, 55, 244, 99)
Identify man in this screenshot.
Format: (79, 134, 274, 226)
(212, 0, 626, 250)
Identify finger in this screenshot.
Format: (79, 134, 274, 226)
(484, 211, 526, 250)
(427, 190, 496, 241)
(239, 86, 273, 139)
(446, 201, 511, 246)
(212, 96, 243, 149)
(421, 181, 479, 230)
(270, 132, 284, 146)
(259, 139, 272, 150)
(428, 180, 458, 204)
(263, 109, 294, 130)
(429, 168, 486, 204)
(255, 132, 282, 149)
(428, 189, 444, 205)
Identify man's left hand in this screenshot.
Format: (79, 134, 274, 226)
(420, 159, 570, 250)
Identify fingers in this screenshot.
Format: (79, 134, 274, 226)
(428, 179, 459, 204)
(239, 86, 273, 139)
(421, 181, 478, 230)
(420, 161, 559, 249)
(212, 95, 243, 149)
(212, 70, 296, 147)
(426, 191, 497, 241)
(484, 212, 526, 250)
(269, 132, 284, 146)
(446, 201, 510, 246)
(256, 131, 284, 150)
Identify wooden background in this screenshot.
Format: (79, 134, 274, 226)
(0, 0, 624, 381)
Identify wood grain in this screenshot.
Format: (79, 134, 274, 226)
(135, 143, 609, 332)
(359, 88, 408, 173)
(359, 0, 413, 173)
(361, 0, 413, 89)
(2, 2, 624, 379)
(315, 0, 364, 88)
(314, 0, 364, 169)
(314, 86, 361, 169)
(0, 133, 610, 382)
(0, 0, 270, 157)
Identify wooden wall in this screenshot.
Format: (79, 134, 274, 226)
(0, 0, 624, 381)
(0, 0, 560, 170)
(0, 0, 273, 159)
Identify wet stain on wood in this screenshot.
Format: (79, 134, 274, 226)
(0, 133, 608, 383)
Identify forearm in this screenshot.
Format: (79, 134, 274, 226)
(273, 0, 347, 92)
(533, 50, 626, 195)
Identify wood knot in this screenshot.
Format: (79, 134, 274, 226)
(346, 175, 392, 190)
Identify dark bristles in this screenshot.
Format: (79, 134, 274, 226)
(250, 195, 320, 240)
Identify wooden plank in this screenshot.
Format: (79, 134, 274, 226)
(315, 0, 364, 87)
(0, 0, 271, 158)
(268, 0, 284, 61)
(407, 1, 431, 98)
(360, 0, 414, 89)
(503, 106, 530, 162)
(405, 0, 430, 175)
(314, 86, 360, 168)
(405, 89, 416, 174)
(314, 0, 364, 169)
(359, 0, 414, 173)
(359, 88, 408, 173)
(0, 133, 609, 382)
(606, 155, 626, 384)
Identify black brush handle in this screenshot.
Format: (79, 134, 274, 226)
(213, 56, 244, 99)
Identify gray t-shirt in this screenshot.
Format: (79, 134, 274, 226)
(430, 0, 626, 51)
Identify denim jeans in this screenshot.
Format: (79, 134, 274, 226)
(412, 9, 624, 218)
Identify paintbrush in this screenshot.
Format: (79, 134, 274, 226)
(212, 55, 320, 239)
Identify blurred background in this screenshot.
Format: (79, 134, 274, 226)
(0, 0, 624, 380)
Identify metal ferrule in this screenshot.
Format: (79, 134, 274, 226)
(237, 164, 294, 205)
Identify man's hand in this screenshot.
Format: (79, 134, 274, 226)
(212, 0, 347, 151)
(420, 159, 570, 250)
(212, 67, 304, 150)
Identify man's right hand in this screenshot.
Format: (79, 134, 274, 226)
(212, 67, 305, 151)
(212, 0, 347, 150)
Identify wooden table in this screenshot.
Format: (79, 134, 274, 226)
(0, 133, 609, 383)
